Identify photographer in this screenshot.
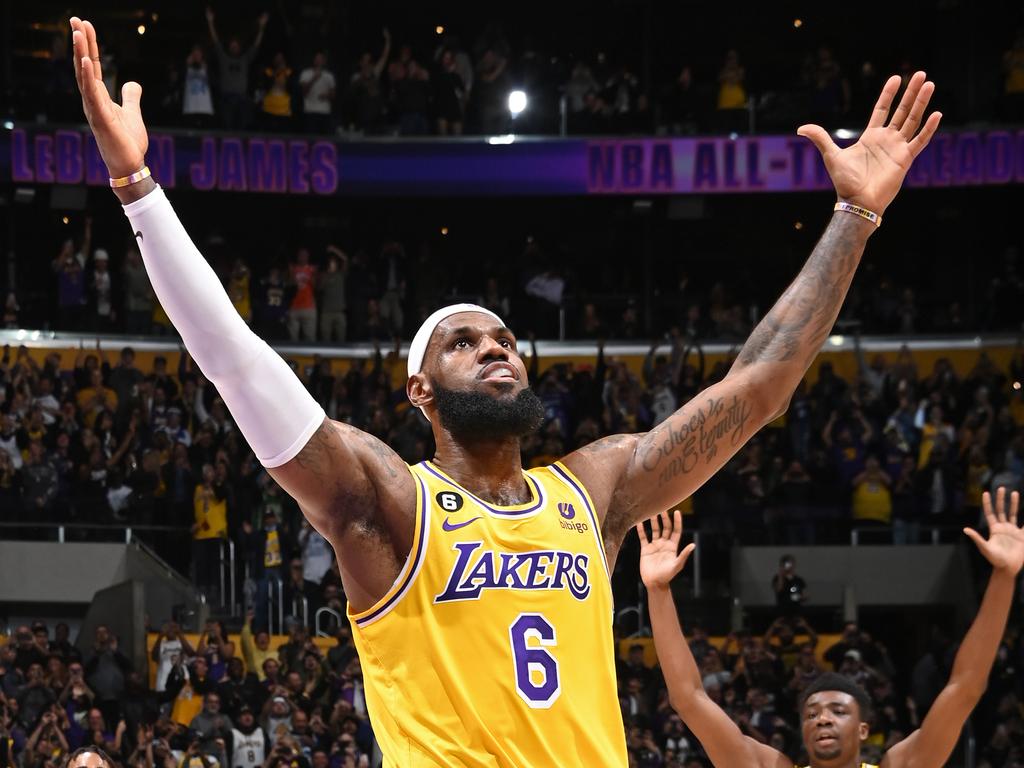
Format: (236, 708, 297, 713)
(770, 554, 807, 618)
(22, 708, 68, 768)
(261, 739, 308, 768)
(16, 664, 56, 731)
(176, 731, 220, 768)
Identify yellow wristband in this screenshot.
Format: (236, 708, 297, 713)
(109, 166, 152, 189)
(834, 201, 881, 228)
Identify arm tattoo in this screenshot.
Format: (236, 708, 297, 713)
(292, 419, 337, 478)
(735, 214, 869, 370)
(637, 394, 754, 489)
(293, 419, 400, 481)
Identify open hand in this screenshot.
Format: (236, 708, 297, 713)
(965, 489, 1023, 574)
(70, 18, 148, 178)
(797, 71, 941, 215)
(636, 509, 695, 590)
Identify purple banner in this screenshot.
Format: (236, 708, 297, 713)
(4, 125, 1023, 196)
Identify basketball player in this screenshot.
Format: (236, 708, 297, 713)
(637, 490, 1024, 768)
(64, 748, 115, 768)
(70, 14, 941, 766)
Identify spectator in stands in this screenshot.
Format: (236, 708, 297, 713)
(182, 46, 215, 128)
(226, 259, 252, 327)
(89, 250, 115, 332)
(317, 248, 347, 343)
(394, 59, 432, 135)
(189, 692, 232, 763)
(299, 53, 336, 135)
(347, 29, 392, 134)
(286, 249, 317, 343)
(53, 220, 90, 331)
(851, 455, 893, 529)
(120, 247, 153, 336)
(260, 53, 295, 131)
(21, 441, 58, 514)
(192, 463, 228, 598)
(1001, 27, 1024, 120)
(771, 554, 807, 618)
(205, 8, 268, 130)
(434, 49, 466, 135)
(84, 627, 131, 728)
(716, 49, 746, 129)
(151, 622, 194, 695)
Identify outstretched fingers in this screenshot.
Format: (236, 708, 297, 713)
(899, 80, 935, 140)
(83, 19, 104, 84)
(982, 490, 998, 529)
(1010, 490, 1020, 526)
(867, 75, 903, 129)
(907, 111, 942, 158)
(888, 71, 926, 131)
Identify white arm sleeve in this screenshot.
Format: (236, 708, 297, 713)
(123, 186, 325, 467)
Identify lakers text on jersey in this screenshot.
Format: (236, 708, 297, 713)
(348, 461, 627, 767)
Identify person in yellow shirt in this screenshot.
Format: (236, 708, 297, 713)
(260, 53, 293, 129)
(240, 609, 275, 681)
(639, 492, 1023, 768)
(228, 259, 252, 325)
(851, 456, 893, 526)
(192, 464, 227, 600)
(75, 368, 118, 428)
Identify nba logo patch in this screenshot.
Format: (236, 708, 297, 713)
(558, 502, 576, 519)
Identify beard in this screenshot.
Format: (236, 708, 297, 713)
(431, 380, 545, 441)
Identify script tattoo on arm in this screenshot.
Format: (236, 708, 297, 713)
(601, 213, 872, 542)
(734, 213, 870, 371)
(637, 394, 754, 490)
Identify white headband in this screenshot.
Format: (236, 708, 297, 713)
(407, 303, 504, 380)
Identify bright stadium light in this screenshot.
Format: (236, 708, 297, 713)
(508, 90, 527, 117)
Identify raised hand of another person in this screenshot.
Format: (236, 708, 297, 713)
(797, 71, 941, 215)
(965, 489, 1023, 574)
(636, 509, 696, 590)
(70, 18, 148, 179)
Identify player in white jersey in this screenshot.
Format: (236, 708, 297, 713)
(228, 707, 267, 768)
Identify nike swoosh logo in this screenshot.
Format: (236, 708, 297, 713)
(134, 230, 144, 242)
(442, 516, 482, 532)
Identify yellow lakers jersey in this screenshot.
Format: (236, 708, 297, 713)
(349, 460, 627, 767)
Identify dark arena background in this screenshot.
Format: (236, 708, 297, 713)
(1, 1, 1024, 766)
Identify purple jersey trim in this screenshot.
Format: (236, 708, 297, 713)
(353, 474, 429, 627)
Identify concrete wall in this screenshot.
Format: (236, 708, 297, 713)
(732, 545, 977, 622)
(0, 542, 129, 602)
(0, 541, 202, 630)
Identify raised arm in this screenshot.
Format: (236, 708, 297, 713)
(69, 17, 415, 593)
(638, 511, 789, 768)
(564, 72, 941, 543)
(883, 489, 1022, 768)
(373, 28, 391, 78)
(204, 8, 220, 49)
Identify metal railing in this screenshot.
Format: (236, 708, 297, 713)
(315, 607, 343, 637)
(218, 538, 237, 613)
(0, 521, 188, 542)
(849, 525, 963, 546)
(267, 576, 284, 635)
(291, 595, 309, 630)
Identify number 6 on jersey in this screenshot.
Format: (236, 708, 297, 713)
(509, 613, 560, 708)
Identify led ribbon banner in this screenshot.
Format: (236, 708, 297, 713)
(4, 125, 1023, 197)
